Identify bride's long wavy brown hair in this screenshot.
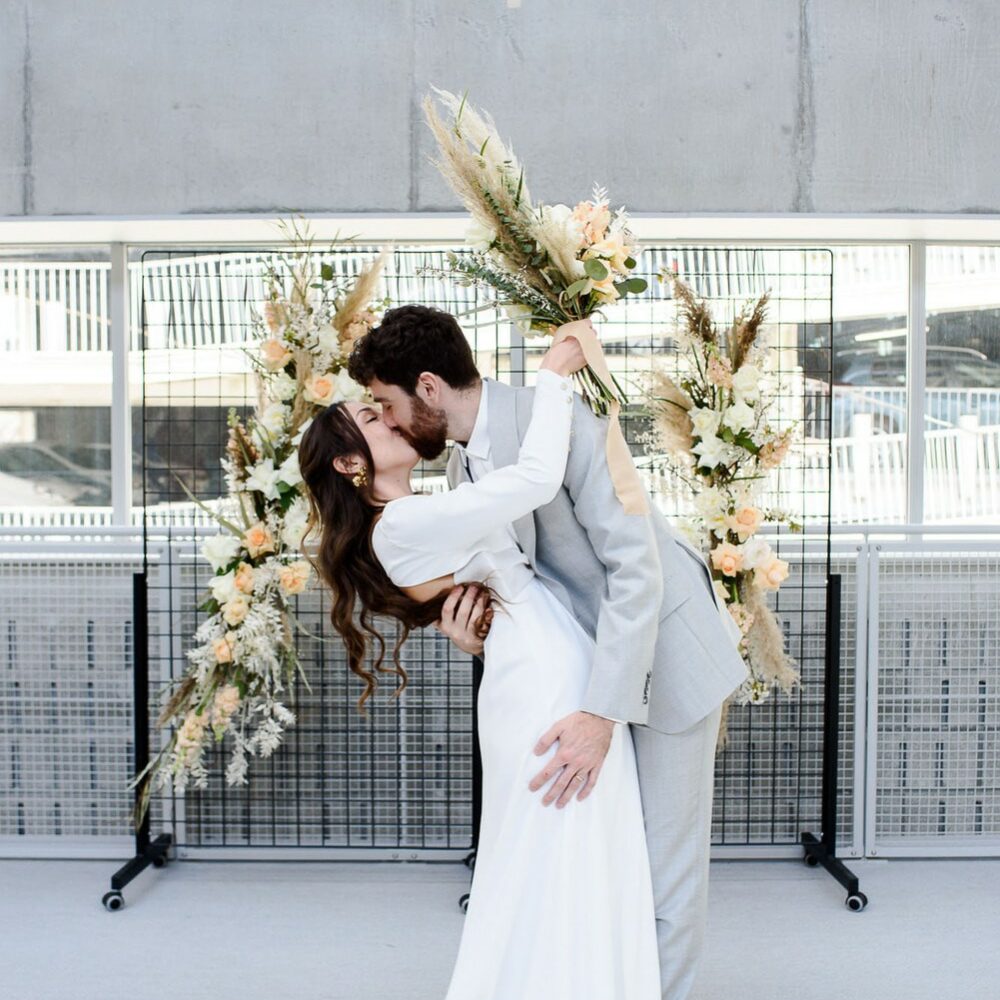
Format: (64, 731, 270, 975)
(297, 401, 486, 714)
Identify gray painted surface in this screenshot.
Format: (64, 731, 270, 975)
(1, 0, 998, 217)
(2, 858, 999, 999)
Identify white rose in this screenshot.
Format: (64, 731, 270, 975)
(258, 402, 287, 437)
(281, 516, 309, 550)
(722, 398, 755, 433)
(269, 371, 297, 402)
(315, 322, 339, 354)
(222, 594, 250, 627)
(739, 536, 772, 570)
(692, 434, 732, 470)
(280, 497, 311, 549)
(693, 485, 729, 532)
(210, 569, 238, 604)
(503, 303, 534, 334)
(465, 220, 496, 252)
(690, 406, 722, 439)
(334, 369, 366, 402)
(693, 484, 725, 516)
(201, 533, 242, 572)
(732, 364, 762, 402)
(244, 458, 283, 501)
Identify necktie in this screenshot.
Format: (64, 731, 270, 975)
(462, 450, 475, 482)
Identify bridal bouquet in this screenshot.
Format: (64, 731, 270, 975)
(649, 271, 802, 716)
(127, 222, 388, 829)
(423, 86, 650, 514)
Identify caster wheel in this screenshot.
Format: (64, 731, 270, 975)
(102, 891, 124, 912)
(459, 892, 470, 914)
(152, 854, 167, 868)
(803, 853, 820, 867)
(846, 891, 868, 912)
(463, 850, 476, 871)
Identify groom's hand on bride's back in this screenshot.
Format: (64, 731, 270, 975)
(434, 584, 493, 656)
(529, 711, 615, 808)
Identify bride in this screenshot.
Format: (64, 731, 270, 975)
(297, 333, 661, 999)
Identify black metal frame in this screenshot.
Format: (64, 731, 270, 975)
(103, 242, 859, 912)
(801, 572, 867, 910)
(102, 571, 172, 911)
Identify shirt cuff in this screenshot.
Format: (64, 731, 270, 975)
(536, 366, 572, 392)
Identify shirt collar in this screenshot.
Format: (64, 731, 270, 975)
(460, 378, 490, 460)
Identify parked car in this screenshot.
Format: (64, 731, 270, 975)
(831, 345, 1000, 434)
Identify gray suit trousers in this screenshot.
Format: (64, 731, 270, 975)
(631, 701, 723, 1000)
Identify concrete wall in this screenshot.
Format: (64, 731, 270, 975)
(1, 0, 998, 218)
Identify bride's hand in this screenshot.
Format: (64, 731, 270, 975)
(540, 331, 587, 377)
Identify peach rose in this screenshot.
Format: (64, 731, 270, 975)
(572, 200, 611, 243)
(710, 542, 744, 578)
(234, 561, 255, 595)
(243, 522, 275, 558)
(726, 505, 763, 541)
(222, 594, 250, 627)
(756, 555, 790, 590)
(261, 337, 292, 371)
(278, 560, 312, 595)
(303, 374, 336, 406)
(211, 684, 241, 727)
(212, 635, 234, 663)
(589, 273, 621, 303)
(588, 232, 630, 273)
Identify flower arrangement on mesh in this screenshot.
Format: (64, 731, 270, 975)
(648, 271, 803, 743)
(128, 223, 388, 828)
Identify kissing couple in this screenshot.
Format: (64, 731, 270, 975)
(297, 304, 749, 1000)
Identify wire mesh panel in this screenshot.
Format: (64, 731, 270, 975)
(507, 246, 835, 849)
(869, 543, 1000, 855)
(139, 243, 834, 856)
(139, 246, 507, 855)
(0, 546, 142, 849)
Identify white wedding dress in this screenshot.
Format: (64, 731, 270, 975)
(371, 368, 661, 1000)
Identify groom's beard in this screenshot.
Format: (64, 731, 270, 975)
(399, 394, 449, 461)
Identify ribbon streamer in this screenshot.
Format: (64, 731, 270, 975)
(550, 318, 650, 516)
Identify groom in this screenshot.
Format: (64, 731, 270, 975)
(347, 304, 749, 1000)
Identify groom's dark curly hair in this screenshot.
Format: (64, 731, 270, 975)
(347, 304, 480, 394)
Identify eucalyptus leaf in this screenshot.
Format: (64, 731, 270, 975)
(584, 258, 609, 280)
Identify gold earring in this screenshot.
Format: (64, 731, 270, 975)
(351, 466, 368, 488)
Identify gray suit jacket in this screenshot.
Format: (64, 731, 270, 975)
(445, 377, 750, 734)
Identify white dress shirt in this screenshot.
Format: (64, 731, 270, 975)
(451, 377, 625, 726)
(453, 378, 520, 548)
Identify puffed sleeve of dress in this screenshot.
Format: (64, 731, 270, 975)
(372, 367, 575, 586)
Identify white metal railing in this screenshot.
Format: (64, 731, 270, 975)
(1, 245, 998, 354)
(5, 420, 1000, 529)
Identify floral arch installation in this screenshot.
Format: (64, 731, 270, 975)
(136, 243, 838, 857)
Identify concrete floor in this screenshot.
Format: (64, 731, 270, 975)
(2, 857, 997, 1000)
